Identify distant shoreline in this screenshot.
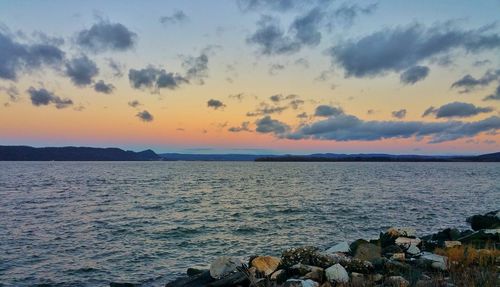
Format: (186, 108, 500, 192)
(1, 145, 499, 162)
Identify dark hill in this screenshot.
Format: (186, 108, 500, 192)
(0, 146, 161, 161)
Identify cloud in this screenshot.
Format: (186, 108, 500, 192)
(329, 23, 500, 78)
(106, 58, 124, 77)
(247, 15, 299, 55)
(294, 58, 309, 68)
(270, 94, 283, 102)
(392, 109, 407, 119)
(136, 110, 153, 122)
(65, 55, 99, 86)
(76, 21, 136, 53)
(483, 85, 500, 101)
(128, 100, 141, 107)
(422, 102, 494, 118)
(255, 115, 290, 134)
(228, 121, 251, 132)
(247, 104, 288, 116)
(0, 31, 65, 80)
(285, 113, 500, 143)
(297, 112, 308, 118)
(228, 93, 247, 101)
(128, 66, 188, 91)
(269, 63, 285, 75)
(314, 105, 343, 117)
(207, 99, 225, 110)
(289, 99, 304, 109)
(247, 7, 325, 56)
(451, 69, 500, 93)
(0, 84, 20, 102)
(182, 53, 209, 84)
(237, 0, 313, 12)
(400, 66, 430, 85)
(28, 87, 73, 109)
(331, 3, 377, 28)
(160, 10, 188, 25)
(93, 80, 114, 94)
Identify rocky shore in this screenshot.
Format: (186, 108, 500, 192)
(113, 211, 500, 287)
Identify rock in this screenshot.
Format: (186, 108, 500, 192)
(284, 279, 319, 287)
(420, 252, 447, 271)
(457, 229, 500, 248)
(395, 237, 421, 249)
(209, 256, 243, 279)
(353, 242, 381, 262)
(345, 258, 374, 274)
(466, 210, 500, 231)
(386, 275, 410, 287)
(391, 253, 405, 261)
(289, 263, 323, 277)
(325, 242, 350, 254)
(406, 244, 420, 256)
(186, 268, 206, 276)
(383, 260, 411, 276)
(110, 283, 137, 287)
(165, 270, 214, 287)
(387, 227, 417, 238)
(280, 246, 336, 269)
(325, 264, 349, 283)
(304, 268, 324, 282)
(382, 244, 404, 256)
(372, 273, 384, 283)
(444, 241, 461, 248)
(270, 269, 287, 283)
(208, 271, 247, 287)
(251, 256, 281, 276)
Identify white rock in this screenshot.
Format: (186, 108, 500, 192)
(484, 228, 500, 234)
(325, 242, 350, 254)
(444, 241, 462, 248)
(395, 237, 421, 249)
(325, 263, 349, 283)
(285, 279, 319, 287)
(420, 252, 448, 271)
(209, 256, 243, 279)
(406, 244, 420, 256)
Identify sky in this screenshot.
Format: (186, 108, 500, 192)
(0, 0, 499, 155)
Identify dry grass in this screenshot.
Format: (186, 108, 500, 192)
(433, 245, 499, 287)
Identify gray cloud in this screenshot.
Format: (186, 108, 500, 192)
(392, 109, 407, 119)
(289, 99, 304, 109)
(0, 84, 20, 102)
(128, 66, 188, 91)
(65, 55, 99, 86)
(0, 31, 64, 80)
(331, 3, 377, 28)
(106, 58, 124, 77)
(136, 110, 153, 122)
(228, 121, 251, 132)
(93, 80, 114, 94)
(207, 99, 225, 110)
(297, 112, 308, 118)
(76, 21, 136, 53)
(422, 102, 494, 118)
(451, 69, 500, 93)
(255, 116, 290, 134)
(128, 100, 141, 108)
(294, 58, 309, 68)
(28, 87, 73, 109)
(270, 94, 283, 102)
(314, 105, 343, 117)
(483, 85, 500, 101)
(285, 113, 500, 143)
(269, 63, 285, 75)
(247, 7, 325, 56)
(160, 10, 188, 25)
(400, 66, 430, 85)
(237, 0, 316, 12)
(329, 23, 500, 78)
(182, 53, 209, 84)
(247, 104, 288, 116)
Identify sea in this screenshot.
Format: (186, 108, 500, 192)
(0, 161, 498, 286)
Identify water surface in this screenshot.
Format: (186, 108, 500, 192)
(0, 162, 498, 286)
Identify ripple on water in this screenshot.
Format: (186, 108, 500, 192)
(0, 161, 498, 286)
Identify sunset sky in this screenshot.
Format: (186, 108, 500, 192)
(1, 0, 499, 154)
